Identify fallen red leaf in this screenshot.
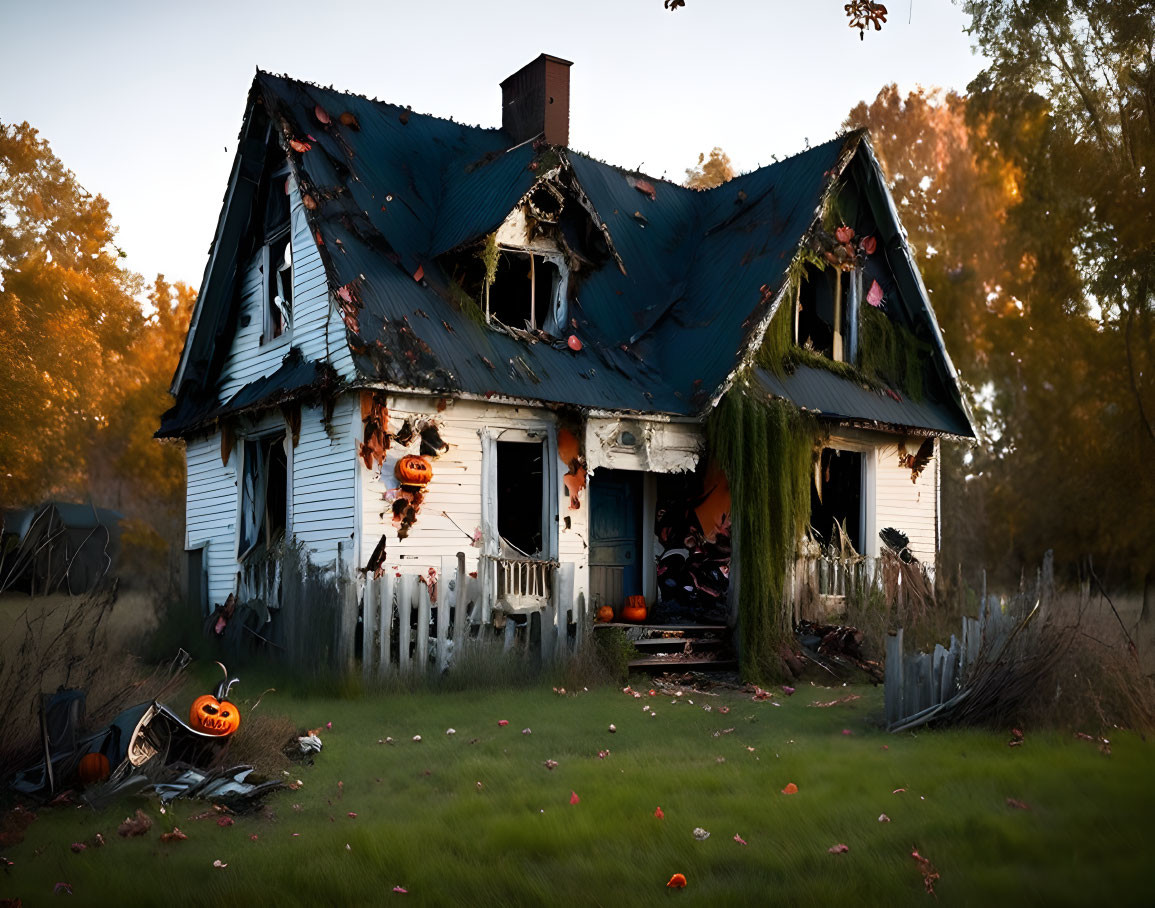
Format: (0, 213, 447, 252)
(828, 843, 850, 854)
(666, 873, 687, 889)
(160, 828, 188, 843)
(117, 810, 152, 838)
(569, 791, 580, 805)
(654, 806, 664, 819)
(734, 834, 747, 845)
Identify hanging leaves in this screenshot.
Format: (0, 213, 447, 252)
(845, 1, 888, 40)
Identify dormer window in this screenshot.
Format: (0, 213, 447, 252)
(795, 265, 852, 362)
(485, 249, 566, 333)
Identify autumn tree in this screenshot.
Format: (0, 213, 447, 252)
(1, 121, 193, 581)
(685, 147, 735, 189)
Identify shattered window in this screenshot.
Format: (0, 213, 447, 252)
(487, 252, 563, 332)
(796, 266, 849, 361)
(239, 433, 288, 560)
(265, 234, 292, 341)
(810, 447, 863, 554)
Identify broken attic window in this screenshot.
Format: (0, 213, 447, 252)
(239, 433, 288, 560)
(795, 265, 850, 361)
(496, 440, 545, 557)
(487, 251, 562, 332)
(810, 447, 863, 554)
(259, 160, 293, 344)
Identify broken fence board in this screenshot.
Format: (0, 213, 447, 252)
(416, 581, 431, 671)
(884, 630, 904, 728)
(363, 575, 376, 682)
(397, 574, 415, 675)
(378, 573, 394, 680)
(452, 552, 467, 652)
(437, 557, 454, 672)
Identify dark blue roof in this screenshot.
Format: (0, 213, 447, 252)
(161, 71, 972, 438)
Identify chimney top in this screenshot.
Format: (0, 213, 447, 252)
(500, 54, 573, 148)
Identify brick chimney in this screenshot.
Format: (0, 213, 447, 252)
(500, 54, 573, 147)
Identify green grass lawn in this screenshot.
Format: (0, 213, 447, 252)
(3, 678, 1152, 906)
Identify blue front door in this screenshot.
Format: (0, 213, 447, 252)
(589, 470, 642, 609)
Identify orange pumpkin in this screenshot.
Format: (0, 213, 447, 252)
(596, 605, 614, 623)
(621, 597, 647, 623)
(77, 752, 110, 785)
(395, 454, 433, 487)
(189, 693, 241, 736)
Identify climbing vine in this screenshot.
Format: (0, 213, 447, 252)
(707, 382, 821, 682)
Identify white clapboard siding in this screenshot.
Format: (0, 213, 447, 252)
(357, 395, 591, 612)
(185, 434, 238, 608)
(873, 438, 939, 563)
(217, 179, 353, 401)
(292, 399, 356, 571)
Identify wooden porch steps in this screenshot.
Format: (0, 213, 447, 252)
(594, 622, 735, 672)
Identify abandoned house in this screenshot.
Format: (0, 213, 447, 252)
(159, 54, 974, 676)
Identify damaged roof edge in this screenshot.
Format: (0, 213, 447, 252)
(858, 135, 977, 438)
(170, 78, 265, 397)
(695, 133, 865, 418)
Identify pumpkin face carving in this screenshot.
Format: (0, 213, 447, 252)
(395, 454, 433, 487)
(189, 663, 241, 736)
(189, 694, 240, 736)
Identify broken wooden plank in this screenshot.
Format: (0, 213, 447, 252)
(363, 574, 376, 683)
(452, 552, 467, 653)
(397, 573, 415, 674)
(416, 580, 431, 671)
(884, 629, 904, 728)
(378, 572, 394, 678)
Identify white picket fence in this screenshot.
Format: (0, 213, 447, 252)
(359, 552, 583, 678)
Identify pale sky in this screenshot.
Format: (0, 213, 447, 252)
(0, 0, 986, 292)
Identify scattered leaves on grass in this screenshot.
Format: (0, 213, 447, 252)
(734, 834, 747, 845)
(892, 788, 906, 794)
(54, 883, 73, 895)
(216, 816, 234, 828)
(348, 812, 358, 818)
(446, 728, 456, 736)
(782, 686, 796, 696)
(412, 735, 422, 743)
(522, 728, 532, 735)
(213, 860, 228, 869)
(811, 694, 862, 708)
(569, 791, 580, 805)
(718, 706, 731, 714)
(70, 842, 86, 853)
(842, 729, 853, 736)
(117, 810, 152, 838)
(911, 849, 940, 895)
(666, 873, 687, 889)
(498, 720, 509, 727)
(692, 827, 710, 841)
(655, 807, 665, 819)
(878, 814, 891, 823)
(544, 760, 558, 771)
(597, 750, 610, 759)
(828, 843, 850, 854)
(160, 828, 188, 843)
(392, 886, 409, 894)
(782, 783, 798, 795)
(752, 686, 772, 700)
(1009, 728, 1024, 747)
(1005, 798, 1030, 810)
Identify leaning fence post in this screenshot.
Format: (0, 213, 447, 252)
(885, 629, 904, 728)
(452, 552, 467, 653)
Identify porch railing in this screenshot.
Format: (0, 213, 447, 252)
(359, 552, 582, 678)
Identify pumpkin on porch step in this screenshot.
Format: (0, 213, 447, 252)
(596, 605, 614, 624)
(621, 596, 647, 623)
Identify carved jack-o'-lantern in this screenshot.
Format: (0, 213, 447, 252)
(77, 751, 110, 785)
(395, 454, 433, 487)
(188, 663, 241, 737)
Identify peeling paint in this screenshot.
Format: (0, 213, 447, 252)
(583, 417, 702, 475)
